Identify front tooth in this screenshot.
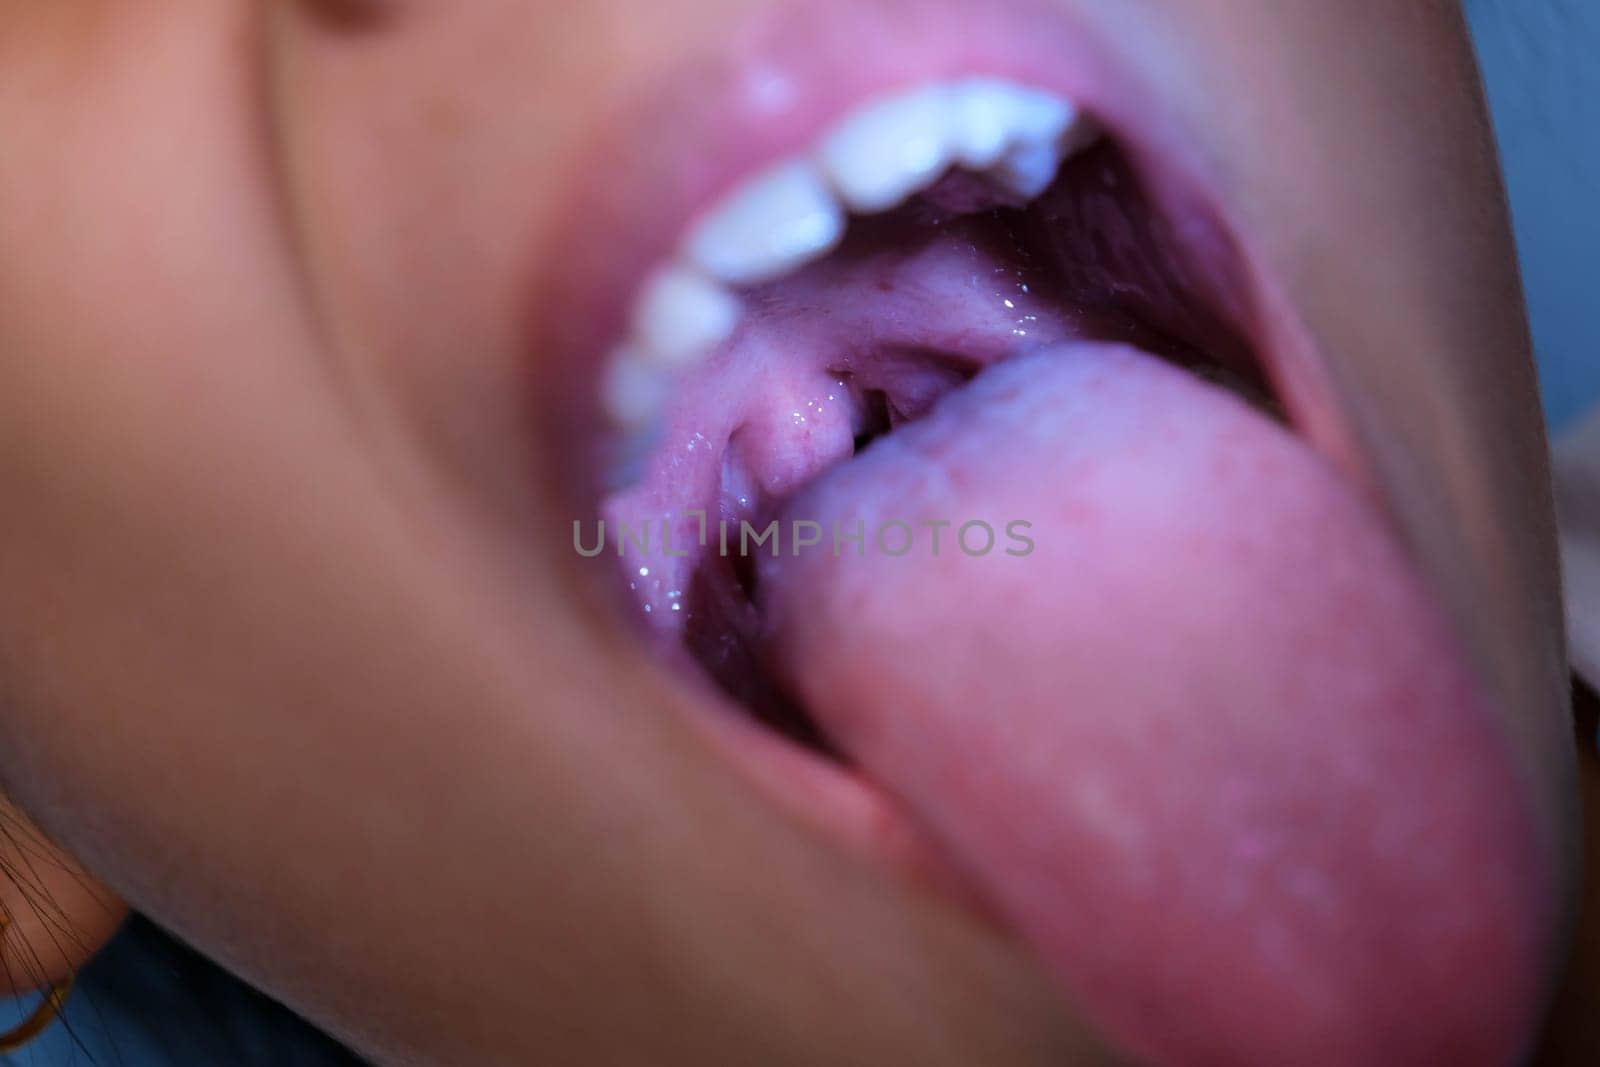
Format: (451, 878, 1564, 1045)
(603, 345, 673, 428)
(632, 266, 741, 368)
(683, 160, 846, 287)
(818, 83, 957, 213)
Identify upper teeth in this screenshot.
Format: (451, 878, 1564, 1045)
(602, 76, 1096, 448)
(818, 83, 963, 214)
(630, 265, 745, 368)
(683, 160, 848, 288)
(818, 78, 1080, 213)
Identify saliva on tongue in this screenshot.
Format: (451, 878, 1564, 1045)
(604, 150, 1546, 1066)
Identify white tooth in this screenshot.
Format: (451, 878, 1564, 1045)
(989, 104, 1102, 201)
(603, 346, 673, 428)
(632, 265, 741, 368)
(991, 139, 1064, 200)
(683, 160, 846, 287)
(951, 79, 1077, 171)
(817, 83, 957, 213)
(949, 79, 1023, 170)
(947, 81, 1062, 170)
(1008, 85, 1076, 145)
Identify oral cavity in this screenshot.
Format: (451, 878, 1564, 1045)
(589, 76, 1549, 1067)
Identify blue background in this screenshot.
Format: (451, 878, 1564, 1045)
(1470, 0, 1600, 429)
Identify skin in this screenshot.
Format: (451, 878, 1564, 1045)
(0, 0, 1581, 1062)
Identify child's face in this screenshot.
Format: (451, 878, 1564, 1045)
(0, 2, 1576, 1063)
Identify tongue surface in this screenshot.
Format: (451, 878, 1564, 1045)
(756, 345, 1544, 1066)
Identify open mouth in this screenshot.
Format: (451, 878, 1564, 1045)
(596, 82, 1280, 742)
(544, 20, 1550, 1067)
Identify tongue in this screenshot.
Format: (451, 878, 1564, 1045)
(756, 345, 1545, 1067)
